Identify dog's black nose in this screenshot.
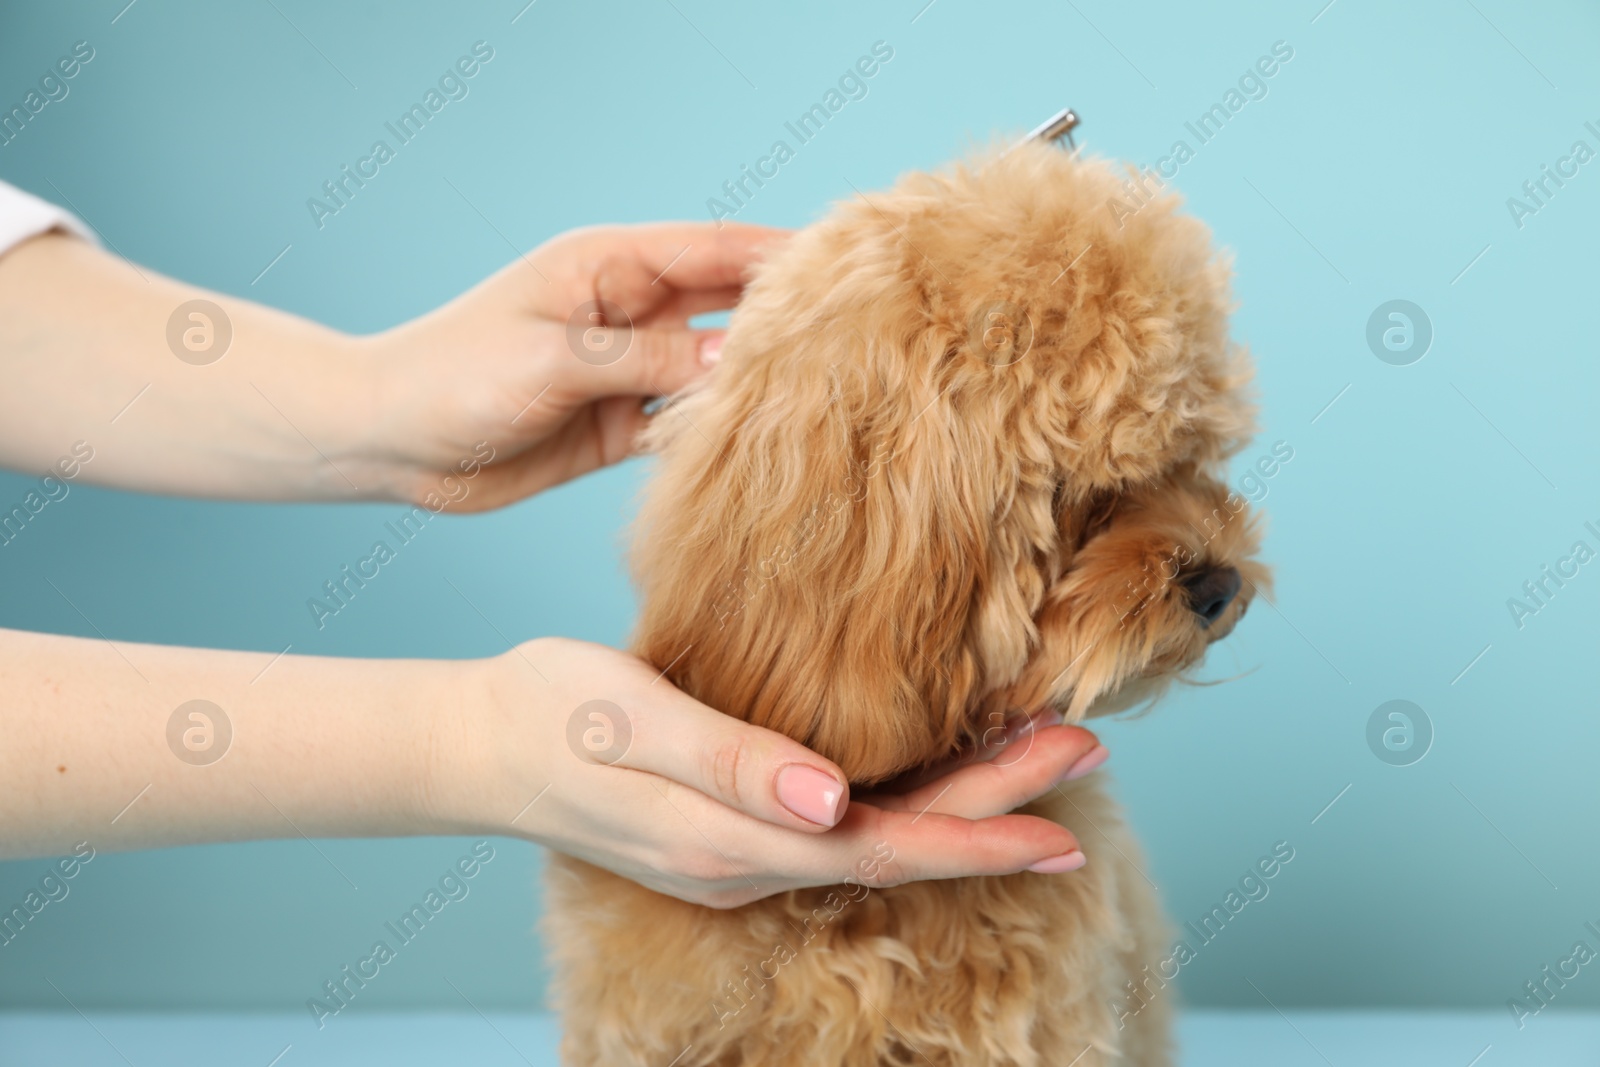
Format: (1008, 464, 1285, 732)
(1182, 565, 1242, 627)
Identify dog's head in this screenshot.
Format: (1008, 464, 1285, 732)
(632, 144, 1268, 784)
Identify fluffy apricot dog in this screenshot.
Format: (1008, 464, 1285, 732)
(547, 140, 1268, 1065)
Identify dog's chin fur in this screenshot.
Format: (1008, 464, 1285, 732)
(547, 143, 1269, 1065)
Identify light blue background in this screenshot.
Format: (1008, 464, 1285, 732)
(1, 0, 1596, 1031)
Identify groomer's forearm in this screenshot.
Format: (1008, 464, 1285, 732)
(0, 232, 392, 500)
(0, 627, 483, 859)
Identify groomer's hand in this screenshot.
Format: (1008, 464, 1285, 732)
(0, 222, 779, 504)
(365, 222, 787, 510)
(446, 638, 1107, 908)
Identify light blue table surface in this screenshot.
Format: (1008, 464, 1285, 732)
(2, 1010, 1595, 1065)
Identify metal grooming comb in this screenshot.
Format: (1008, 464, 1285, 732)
(1021, 107, 1080, 150)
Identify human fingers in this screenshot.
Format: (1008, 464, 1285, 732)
(633, 285, 745, 329)
(865, 720, 1108, 821)
(609, 680, 852, 833)
(551, 322, 724, 404)
(769, 804, 1086, 895)
(534, 222, 789, 321)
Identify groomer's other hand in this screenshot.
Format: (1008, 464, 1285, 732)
(366, 222, 788, 510)
(444, 638, 1105, 908)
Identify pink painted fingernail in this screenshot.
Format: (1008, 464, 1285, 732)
(1060, 744, 1109, 782)
(699, 333, 724, 366)
(777, 765, 844, 827)
(1027, 850, 1087, 874)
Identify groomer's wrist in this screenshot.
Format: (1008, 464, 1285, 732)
(339, 324, 480, 507)
(277, 330, 419, 504)
(416, 643, 553, 842)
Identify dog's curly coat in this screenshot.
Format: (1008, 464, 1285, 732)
(547, 142, 1268, 1066)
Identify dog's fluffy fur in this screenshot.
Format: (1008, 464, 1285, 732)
(547, 143, 1267, 1065)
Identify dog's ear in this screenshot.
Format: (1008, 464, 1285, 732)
(633, 313, 1017, 780)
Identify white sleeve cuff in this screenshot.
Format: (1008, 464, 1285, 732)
(0, 179, 98, 256)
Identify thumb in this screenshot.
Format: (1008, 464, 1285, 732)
(619, 686, 850, 832)
(557, 325, 723, 401)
